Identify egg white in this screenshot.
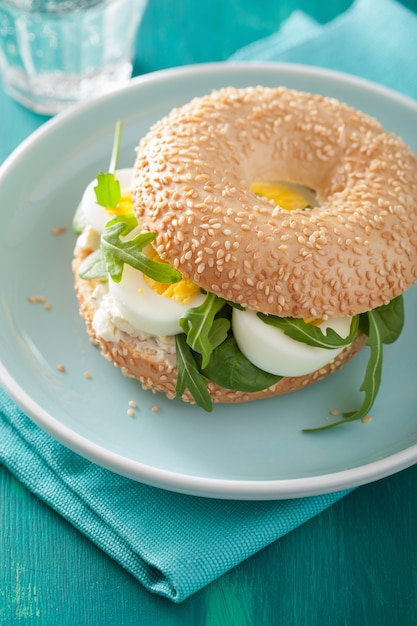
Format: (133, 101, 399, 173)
(232, 308, 353, 377)
(81, 170, 352, 375)
(108, 263, 206, 337)
(80, 168, 134, 233)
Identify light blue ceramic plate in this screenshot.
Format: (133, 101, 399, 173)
(1, 62, 417, 500)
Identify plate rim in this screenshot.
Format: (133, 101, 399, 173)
(3, 355, 417, 500)
(2, 60, 417, 178)
(2, 60, 417, 500)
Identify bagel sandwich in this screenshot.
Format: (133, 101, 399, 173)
(72, 87, 417, 429)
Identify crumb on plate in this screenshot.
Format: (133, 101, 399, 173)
(51, 226, 68, 236)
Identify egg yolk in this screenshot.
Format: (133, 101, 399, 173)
(250, 181, 313, 211)
(304, 318, 324, 327)
(250, 183, 321, 324)
(143, 246, 201, 305)
(120, 182, 313, 305)
(106, 193, 134, 217)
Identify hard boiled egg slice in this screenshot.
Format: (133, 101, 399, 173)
(108, 263, 206, 337)
(80, 168, 134, 233)
(232, 308, 352, 377)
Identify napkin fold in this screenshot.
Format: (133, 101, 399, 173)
(231, 0, 417, 101)
(0, 388, 348, 602)
(1, 0, 416, 604)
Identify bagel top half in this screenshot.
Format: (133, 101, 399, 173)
(131, 85, 417, 320)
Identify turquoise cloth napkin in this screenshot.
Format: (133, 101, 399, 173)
(0, 388, 348, 602)
(231, 0, 417, 101)
(1, 0, 416, 604)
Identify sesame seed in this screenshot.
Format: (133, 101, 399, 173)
(51, 226, 68, 236)
(28, 295, 45, 303)
(131, 84, 417, 319)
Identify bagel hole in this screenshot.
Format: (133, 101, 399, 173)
(250, 180, 317, 211)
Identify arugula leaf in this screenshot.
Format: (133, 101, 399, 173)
(175, 334, 213, 412)
(371, 295, 404, 344)
(94, 172, 121, 209)
(303, 297, 405, 432)
(303, 310, 383, 432)
(78, 249, 107, 280)
(257, 313, 359, 349)
(202, 335, 283, 392)
(101, 215, 182, 284)
(344, 310, 383, 418)
(177, 301, 281, 404)
(179, 293, 230, 368)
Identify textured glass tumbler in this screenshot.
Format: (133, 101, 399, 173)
(0, 0, 148, 114)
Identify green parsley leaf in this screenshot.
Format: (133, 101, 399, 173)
(202, 335, 283, 392)
(175, 334, 213, 412)
(101, 214, 182, 283)
(179, 292, 230, 369)
(257, 313, 359, 349)
(93, 121, 123, 209)
(94, 172, 121, 209)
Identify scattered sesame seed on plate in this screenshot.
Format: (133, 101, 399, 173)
(51, 226, 68, 236)
(28, 295, 45, 303)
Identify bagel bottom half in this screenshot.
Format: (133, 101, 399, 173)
(73, 247, 368, 405)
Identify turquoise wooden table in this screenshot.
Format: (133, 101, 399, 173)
(2, 1, 417, 624)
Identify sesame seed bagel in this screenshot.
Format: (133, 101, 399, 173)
(73, 246, 367, 404)
(132, 85, 417, 319)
